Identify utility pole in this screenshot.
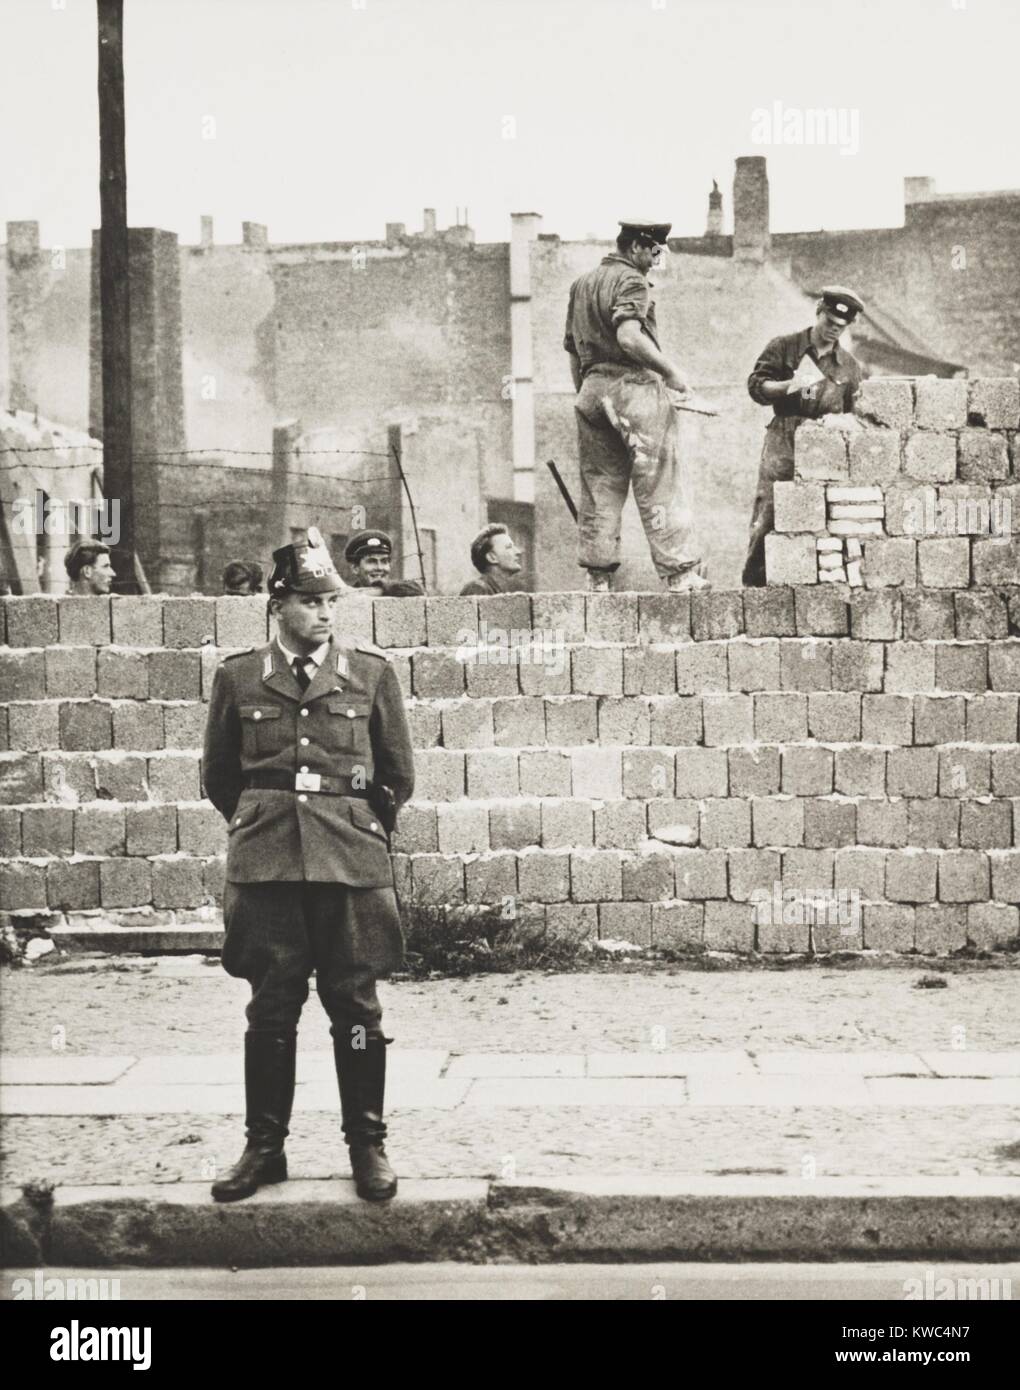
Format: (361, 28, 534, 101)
(96, 0, 136, 590)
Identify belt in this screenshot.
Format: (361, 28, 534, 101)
(242, 771, 371, 797)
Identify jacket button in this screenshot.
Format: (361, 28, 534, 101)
(300, 765, 309, 773)
(300, 737, 309, 746)
(299, 708, 309, 717)
(298, 794, 308, 803)
(371, 821, 378, 832)
(235, 817, 242, 825)
(347, 709, 356, 718)
(253, 711, 262, 721)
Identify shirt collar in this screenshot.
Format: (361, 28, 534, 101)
(276, 636, 330, 670)
(803, 326, 844, 363)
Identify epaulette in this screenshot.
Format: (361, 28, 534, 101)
(222, 647, 254, 661)
(354, 640, 390, 661)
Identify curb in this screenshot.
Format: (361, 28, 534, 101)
(5, 1177, 1020, 1267)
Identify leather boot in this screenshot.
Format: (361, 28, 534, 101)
(211, 1032, 296, 1203)
(333, 1034, 398, 1201)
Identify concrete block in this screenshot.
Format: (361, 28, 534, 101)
(490, 801, 541, 851)
(902, 590, 955, 641)
(637, 594, 690, 644)
(973, 539, 1020, 586)
(585, 593, 637, 643)
(676, 641, 728, 694)
(966, 694, 1019, 744)
(727, 639, 781, 691)
(885, 642, 936, 693)
(888, 747, 940, 797)
(647, 799, 700, 846)
(728, 847, 782, 902)
(903, 433, 957, 484)
(988, 642, 1020, 691)
(907, 799, 959, 850)
(649, 696, 702, 745)
(592, 799, 646, 850)
(519, 750, 571, 798)
(743, 588, 796, 637)
(672, 747, 726, 798)
(886, 851, 938, 903)
(411, 855, 465, 905)
(690, 591, 744, 642)
(831, 640, 884, 691)
(863, 904, 915, 951)
(570, 849, 623, 902)
(545, 902, 598, 943)
(531, 593, 587, 644)
(597, 901, 652, 945)
(958, 429, 1009, 482)
(414, 749, 465, 801)
(764, 534, 817, 585)
(855, 379, 913, 430)
(602, 694, 651, 748)
(699, 797, 751, 849)
(959, 801, 1013, 850)
(151, 859, 206, 910)
(794, 586, 848, 636)
(516, 850, 571, 902)
(849, 591, 901, 640)
(623, 646, 676, 695)
(149, 650, 201, 700)
(938, 850, 989, 903)
(492, 697, 545, 748)
(728, 747, 781, 798)
(914, 376, 967, 430)
(781, 747, 833, 795)
(545, 698, 597, 747)
(862, 537, 917, 588)
(8, 703, 60, 752)
(702, 694, 753, 746)
(779, 639, 831, 691)
(912, 695, 966, 745)
(651, 901, 704, 951)
(834, 747, 886, 796)
(47, 860, 100, 911)
(100, 858, 152, 908)
(162, 598, 215, 649)
(834, 846, 886, 900)
(412, 651, 465, 698)
(917, 538, 970, 588)
(466, 750, 519, 799)
(58, 596, 111, 646)
(571, 646, 623, 696)
(936, 643, 987, 692)
(914, 905, 967, 955)
(991, 748, 1020, 797)
(4, 596, 59, 647)
(990, 851, 1020, 903)
(373, 598, 427, 648)
(966, 903, 1019, 950)
(425, 596, 479, 646)
(0, 650, 46, 701)
(807, 691, 861, 741)
(391, 805, 439, 855)
(436, 802, 490, 853)
(848, 429, 901, 485)
(751, 797, 805, 847)
(968, 378, 1020, 429)
(0, 861, 48, 909)
(938, 748, 991, 798)
(94, 755, 148, 802)
(440, 701, 494, 751)
(112, 703, 164, 751)
(477, 593, 532, 634)
(703, 900, 756, 952)
(623, 748, 675, 799)
(542, 800, 595, 849)
(59, 701, 112, 751)
(857, 799, 908, 847)
(464, 853, 517, 904)
(754, 692, 807, 741)
(794, 422, 849, 480)
(956, 591, 1008, 640)
(572, 746, 623, 799)
(673, 848, 728, 899)
(518, 652, 572, 696)
(622, 850, 675, 901)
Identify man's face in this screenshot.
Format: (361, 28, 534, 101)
(273, 591, 338, 650)
(815, 306, 848, 349)
(487, 531, 522, 574)
(629, 241, 659, 274)
(356, 552, 391, 585)
(84, 553, 115, 595)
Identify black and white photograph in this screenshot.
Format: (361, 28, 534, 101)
(1, 0, 1018, 1337)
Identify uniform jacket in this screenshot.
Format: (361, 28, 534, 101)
(747, 327, 864, 419)
(563, 253, 661, 378)
(203, 637, 414, 886)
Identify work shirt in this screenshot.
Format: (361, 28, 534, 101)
(564, 254, 661, 378)
(747, 327, 864, 419)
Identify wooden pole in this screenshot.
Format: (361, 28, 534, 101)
(96, 0, 136, 591)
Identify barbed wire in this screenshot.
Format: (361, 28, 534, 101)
(0, 445, 417, 486)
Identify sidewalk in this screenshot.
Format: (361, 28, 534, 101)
(2, 959, 1019, 1265)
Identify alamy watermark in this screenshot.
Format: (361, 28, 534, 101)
(751, 101, 861, 157)
(751, 882, 861, 936)
(9, 490, 120, 545)
(900, 486, 1012, 541)
(456, 622, 567, 676)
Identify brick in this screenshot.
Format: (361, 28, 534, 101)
(162, 703, 207, 751)
(938, 851, 990, 903)
(803, 799, 856, 848)
(958, 429, 1009, 483)
(411, 651, 465, 698)
(622, 850, 674, 901)
(917, 538, 970, 588)
(532, 593, 587, 644)
(672, 748, 726, 798)
(907, 799, 960, 849)
(886, 851, 938, 903)
(517, 652, 571, 696)
(491, 697, 544, 748)
(517, 850, 571, 902)
(914, 376, 967, 430)
(795, 421, 848, 480)
(56, 596, 110, 646)
(151, 858, 206, 909)
(637, 594, 690, 644)
(912, 695, 965, 746)
(95, 649, 148, 700)
(903, 432, 956, 484)
(968, 378, 1020, 430)
(124, 804, 179, 856)
(623, 646, 676, 695)
(807, 692, 861, 742)
(477, 593, 531, 635)
(902, 590, 955, 641)
(754, 692, 807, 741)
(751, 797, 805, 847)
(649, 696, 702, 745)
(700, 798, 751, 849)
(440, 701, 494, 750)
(967, 903, 1019, 950)
(676, 641, 728, 694)
(490, 801, 541, 851)
(597, 697, 650, 745)
(464, 854, 516, 904)
(781, 747, 833, 795)
(701, 694, 752, 746)
(743, 588, 796, 637)
(988, 642, 1020, 691)
(413, 749, 465, 801)
(160, 598, 214, 648)
(849, 428, 901, 485)
(150, 651, 202, 701)
(959, 801, 1013, 850)
(519, 750, 571, 798)
(45, 647, 97, 698)
(704, 900, 756, 952)
(100, 858, 152, 908)
(5, 596, 59, 647)
(20, 806, 73, 857)
(991, 851, 1020, 902)
(795, 586, 848, 636)
(834, 847, 887, 900)
(463, 650, 519, 699)
(728, 848, 781, 902)
(46, 859, 101, 911)
(58, 701, 112, 752)
(94, 755, 148, 801)
(780, 639, 831, 691)
(764, 534, 817, 585)
(7, 703, 59, 753)
(955, 592, 1008, 640)
(391, 805, 438, 855)
(112, 703, 164, 751)
(593, 800, 646, 849)
(939, 748, 991, 798)
(831, 639, 884, 691)
(542, 800, 595, 849)
(966, 694, 1018, 743)
(545, 902, 598, 943)
(727, 640, 780, 692)
(214, 595, 267, 649)
(148, 754, 201, 802)
(972, 540, 1020, 587)
(673, 848, 728, 899)
(425, 595, 479, 646)
(466, 750, 519, 799)
(0, 650, 46, 703)
(647, 799, 700, 846)
(915, 905, 967, 955)
(571, 646, 623, 696)
(598, 901, 652, 945)
(863, 904, 915, 951)
(570, 849, 623, 902)
(690, 591, 744, 641)
(544, 698, 597, 746)
(585, 593, 637, 643)
(883, 644, 935, 694)
(623, 748, 675, 799)
(855, 379, 912, 430)
(728, 747, 781, 797)
(991, 749, 1020, 797)
(410, 855, 464, 905)
(887, 747, 938, 797)
(73, 804, 126, 855)
(436, 802, 490, 853)
(572, 746, 623, 799)
(369, 597, 425, 649)
(834, 747, 886, 796)
(0, 861, 48, 910)
(862, 537, 917, 588)
(651, 901, 704, 951)
(857, 800, 908, 847)
(936, 643, 987, 692)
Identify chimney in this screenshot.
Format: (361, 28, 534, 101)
(733, 156, 770, 262)
(705, 179, 723, 237)
(422, 208, 437, 239)
(242, 221, 268, 250)
(200, 215, 214, 249)
(5, 221, 43, 414)
(904, 176, 936, 205)
(385, 221, 406, 247)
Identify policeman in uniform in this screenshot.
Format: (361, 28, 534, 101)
(742, 286, 866, 586)
(203, 529, 414, 1203)
(344, 529, 425, 597)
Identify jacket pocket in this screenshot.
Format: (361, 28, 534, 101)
(349, 800, 387, 839)
(228, 799, 261, 833)
(239, 704, 284, 755)
(327, 696, 372, 751)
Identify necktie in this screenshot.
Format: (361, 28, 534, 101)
(292, 657, 311, 692)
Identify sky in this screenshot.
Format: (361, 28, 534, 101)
(3, 0, 1019, 249)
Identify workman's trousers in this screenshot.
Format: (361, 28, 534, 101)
(741, 415, 801, 587)
(574, 364, 700, 579)
(222, 881, 392, 1039)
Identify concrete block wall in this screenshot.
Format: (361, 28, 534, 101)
(2, 587, 1020, 958)
(766, 378, 1020, 588)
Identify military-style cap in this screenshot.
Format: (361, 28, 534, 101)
(268, 527, 344, 596)
(618, 220, 672, 245)
(344, 530, 392, 565)
(819, 285, 865, 324)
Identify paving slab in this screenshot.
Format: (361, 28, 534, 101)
(920, 1052, 1020, 1078)
(687, 1075, 873, 1106)
(463, 1077, 689, 1107)
(445, 1053, 585, 1079)
(866, 1078, 1020, 1106)
(586, 1051, 754, 1077)
(0, 1057, 137, 1086)
(120, 1049, 448, 1088)
(754, 1052, 931, 1076)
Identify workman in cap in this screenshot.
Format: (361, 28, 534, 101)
(202, 528, 415, 1204)
(563, 219, 708, 593)
(344, 530, 424, 597)
(742, 286, 866, 586)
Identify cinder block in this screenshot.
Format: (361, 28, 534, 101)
(907, 799, 959, 850)
(519, 749, 571, 798)
(411, 651, 465, 698)
(863, 904, 915, 951)
(492, 697, 545, 748)
(938, 850, 990, 903)
(570, 849, 623, 902)
(517, 850, 571, 902)
(967, 903, 1019, 950)
(593, 800, 645, 849)
(991, 748, 1020, 797)
(622, 850, 674, 901)
(956, 592, 1008, 640)
(743, 588, 796, 637)
(699, 798, 751, 849)
(95, 649, 148, 700)
(162, 705, 207, 751)
(649, 696, 702, 745)
(673, 848, 728, 899)
(704, 900, 756, 952)
(691, 590, 744, 642)
(834, 747, 886, 796)
(903, 432, 957, 484)
(780, 639, 832, 691)
(8, 703, 60, 752)
(100, 858, 152, 908)
(4, 596, 59, 647)
(857, 799, 908, 847)
(914, 904, 967, 955)
(855, 379, 913, 430)
(781, 747, 833, 795)
(112, 703, 164, 751)
(58, 596, 111, 646)
(938, 748, 991, 798)
(411, 855, 465, 905)
(545, 698, 597, 747)
(637, 594, 690, 644)
(764, 534, 817, 585)
(148, 754, 201, 802)
(466, 749, 519, 799)
(623, 646, 676, 696)
(464, 853, 517, 904)
(545, 902, 598, 943)
(849, 591, 901, 640)
(437, 802, 490, 853)
(373, 598, 427, 649)
(862, 537, 917, 588)
(831, 640, 885, 691)
(807, 691, 861, 741)
(917, 538, 970, 588)
(849, 428, 901, 485)
(127, 804, 179, 856)
(47, 860, 100, 911)
(572, 746, 623, 799)
(902, 590, 955, 641)
(795, 422, 849, 480)
(571, 646, 623, 696)
(94, 755, 148, 802)
(885, 643, 936, 693)
(834, 847, 887, 900)
(109, 597, 162, 646)
(391, 805, 439, 856)
(990, 851, 1020, 903)
(914, 376, 967, 430)
(39, 752, 92, 803)
(148, 651, 201, 701)
(702, 694, 753, 746)
(973, 539, 1020, 587)
(518, 650, 572, 697)
(531, 592, 587, 644)
(651, 901, 704, 951)
(490, 800, 541, 851)
(988, 642, 1020, 691)
(0, 861, 48, 910)
(477, 593, 531, 634)
(59, 701, 112, 751)
(968, 378, 1020, 430)
(727, 639, 781, 692)
(413, 749, 465, 801)
(0, 650, 46, 702)
(959, 801, 1013, 850)
(425, 595, 479, 646)
(45, 647, 97, 699)
(0, 807, 21, 857)
(754, 692, 808, 741)
(598, 901, 653, 945)
(542, 799, 595, 849)
(623, 748, 676, 800)
(441, 701, 494, 750)
(958, 429, 1009, 482)
(647, 799, 700, 847)
(728, 848, 782, 901)
(751, 797, 805, 847)
(151, 858, 206, 910)
(794, 586, 848, 636)
(912, 695, 966, 745)
(886, 851, 938, 903)
(936, 642, 987, 692)
(597, 696, 650, 745)
(966, 694, 1018, 744)
(728, 747, 781, 798)
(20, 806, 74, 857)
(888, 747, 940, 797)
(585, 593, 637, 643)
(676, 642, 728, 694)
(161, 598, 215, 649)
(672, 747, 726, 798)
(215, 595, 268, 650)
